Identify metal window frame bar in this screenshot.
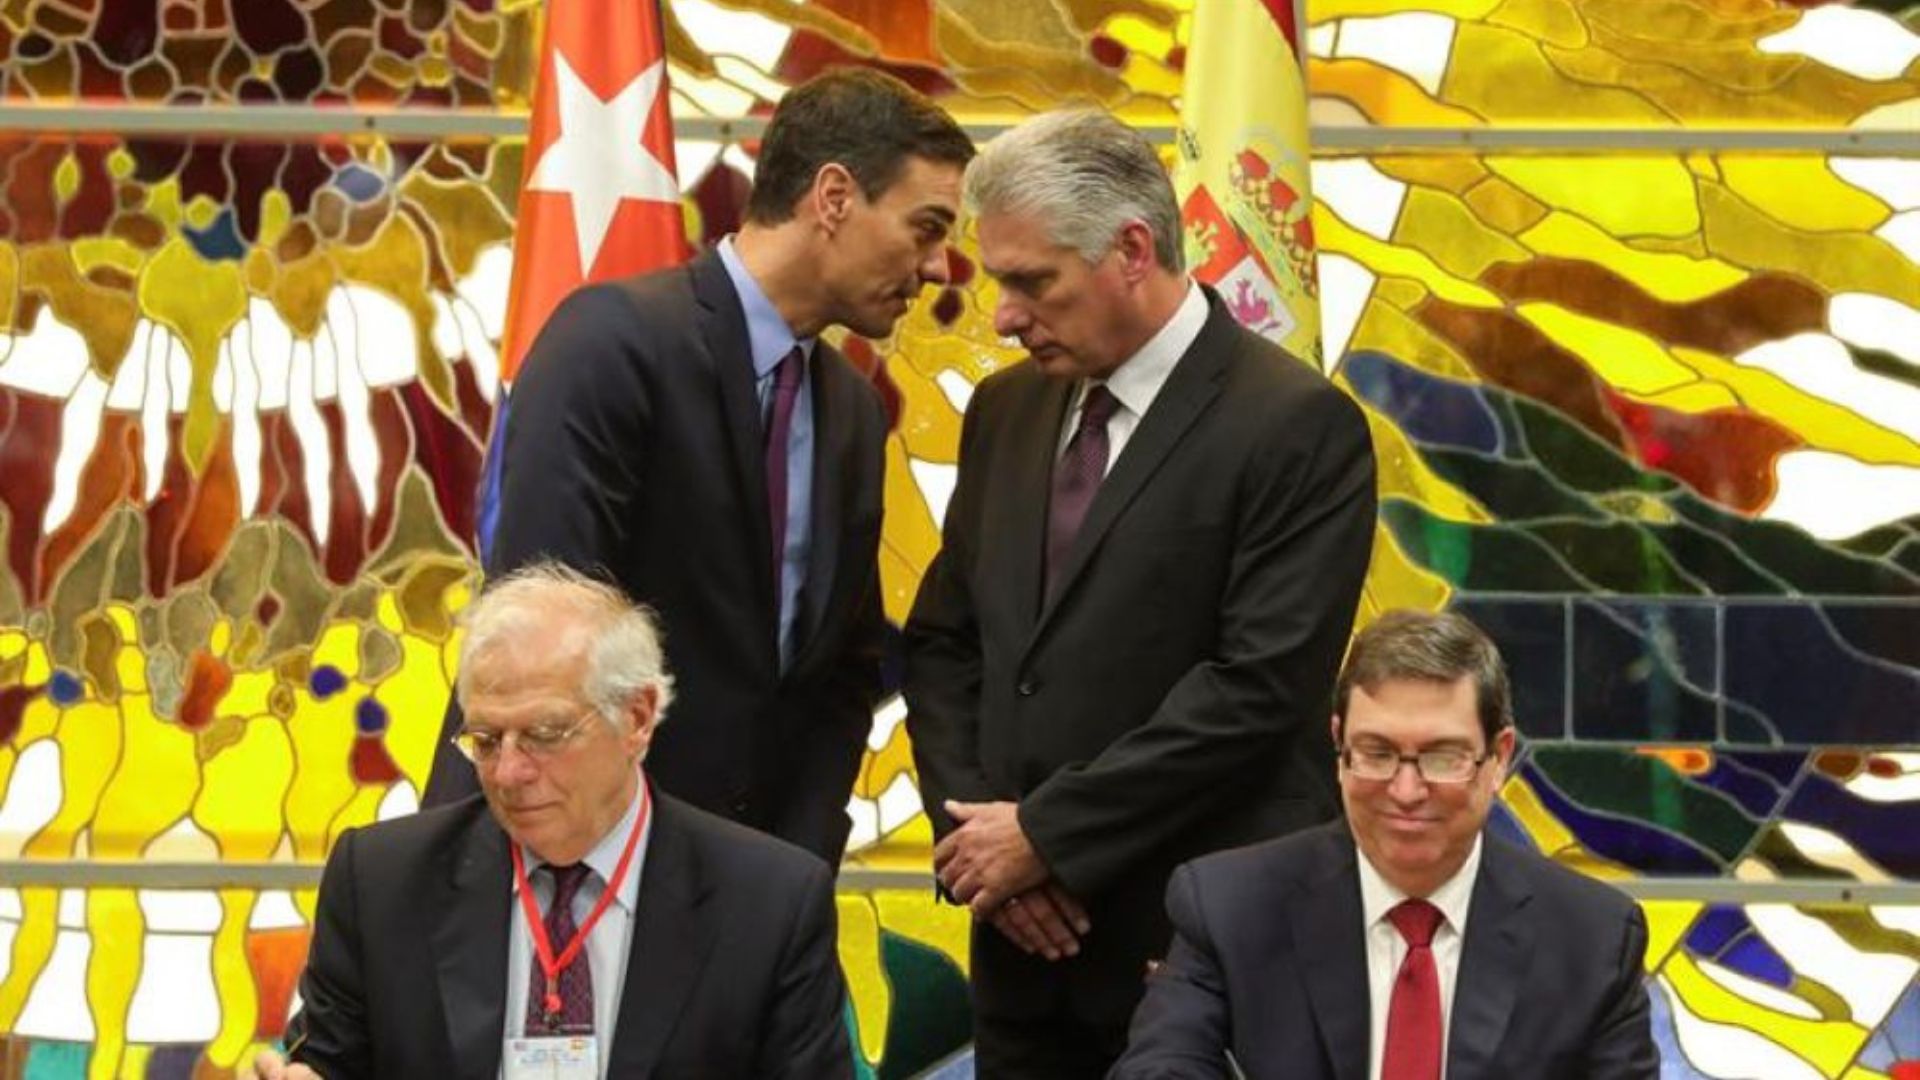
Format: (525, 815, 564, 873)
(2, 102, 1918, 155)
(1, 862, 1917, 903)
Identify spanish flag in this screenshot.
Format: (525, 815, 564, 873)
(1176, 0, 1322, 368)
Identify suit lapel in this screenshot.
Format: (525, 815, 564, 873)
(1289, 829, 1370, 1080)
(691, 250, 778, 619)
(431, 809, 514, 1080)
(790, 348, 850, 672)
(1447, 838, 1532, 1080)
(1031, 303, 1233, 638)
(606, 793, 719, 1077)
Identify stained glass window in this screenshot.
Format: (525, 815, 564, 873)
(1, 0, 1917, 1076)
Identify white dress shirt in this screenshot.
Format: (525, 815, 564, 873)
(502, 784, 653, 1079)
(1056, 281, 1208, 470)
(1357, 836, 1483, 1080)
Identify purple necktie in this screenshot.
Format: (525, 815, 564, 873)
(523, 862, 595, 1036)
(1046, 384, 1120, 597)
(764, 347, 804, 593)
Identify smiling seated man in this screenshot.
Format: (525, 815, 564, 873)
(1111, 610, 1659, 1080)
(249, 563, 852, 1080)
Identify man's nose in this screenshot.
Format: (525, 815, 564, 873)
(491, 740, 541, 784)
(920, 245, 953, 286)
(994, 295, 1029, 338)
(1387, 759, 1430, 801)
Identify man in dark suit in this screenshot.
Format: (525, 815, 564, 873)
(423, 69, 975, 867)
(903, 110, 1377, 1077)
(1113, 610, 1659, 1080)
(250, 564, 852, 1080)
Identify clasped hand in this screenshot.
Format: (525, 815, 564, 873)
(936, 799, 1091, 961)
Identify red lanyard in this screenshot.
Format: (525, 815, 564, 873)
(509, 779, 651, 1020)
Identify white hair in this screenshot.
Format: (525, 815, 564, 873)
(963, 109, 1184, 272)
(455, 562, 675, 726)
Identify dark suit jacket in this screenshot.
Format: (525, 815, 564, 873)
(903, 292, 1376, 1028)
(1112, 822, 1659, 1080)
(425, 250, 888, 865)
(285, 790, 854, 1080)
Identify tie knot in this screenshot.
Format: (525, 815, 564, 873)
(1079, 384, 1120, 431)
(773, 346, 805, 390)
(545, 862, 593, 910)
(1388, 898, 1443, 947)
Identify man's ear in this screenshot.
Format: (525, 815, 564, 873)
(625, 685, 662, 758)
(1113, 219, 1158, 282)
(810, 162, 857, 233)
(1492, 725, 1517, 769)
(1329, 715, 1343, 747)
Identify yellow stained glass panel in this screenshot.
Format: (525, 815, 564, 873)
(1719, 156, 1894, 234)
(1516, 301, 1697, 393)
(1487, 155, 1701, 238)
(1662, 951, 1865, 1075)
(1517, 211, 1749, 303)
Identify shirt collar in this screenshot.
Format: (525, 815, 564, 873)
(1356, 832, 1483, 939)
(517, 778, 652, 915)
(717, 235, 814, 379)
(1092, 279, 1207, 418)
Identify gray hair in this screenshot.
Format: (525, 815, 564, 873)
(1334, 610, 1512, 744)
(456, 562, 676, 726)
(963, 109, 1184, 273)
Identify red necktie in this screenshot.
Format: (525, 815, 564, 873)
(523, 863, 595, 1035)
(764, 347, 804, 591)
(1046, 384, 1120, 597)
(1382, 898, 1444, 1080)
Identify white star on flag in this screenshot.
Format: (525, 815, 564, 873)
(525, 54, 680, 277)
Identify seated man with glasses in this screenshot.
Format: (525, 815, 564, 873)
(248, 562, 853, 1080)
(1112, 610, 1658, 1079)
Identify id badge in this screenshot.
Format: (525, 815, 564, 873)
(504, 1035, 599, 1080)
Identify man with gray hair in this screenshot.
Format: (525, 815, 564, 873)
(251, 563, 853, 1080)
(905, 109, 1376, 1076)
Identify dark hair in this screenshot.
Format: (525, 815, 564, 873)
(745, 68, 974, 225)
(1333, 610, 1513, 744)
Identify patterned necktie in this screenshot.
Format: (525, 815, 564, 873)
(1046, 384, 1121, 598)
(523, 862, 595, 1036)
(1381, 898, 1445, 1080)
(764, 346, 805, 596)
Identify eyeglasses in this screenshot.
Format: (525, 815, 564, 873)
(453, 707, 601, 764)
(1340, 743, 1490, 785)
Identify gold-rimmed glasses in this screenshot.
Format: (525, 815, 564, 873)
(453, 706, 602, 764)
(1339, 743, 1490, 785)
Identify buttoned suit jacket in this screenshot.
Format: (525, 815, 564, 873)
(285, 790, 853, 1080)
(903, 290, 1377, 1033)
(424, 249, 888, 865)
(1110, 821, 1659, 1079)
